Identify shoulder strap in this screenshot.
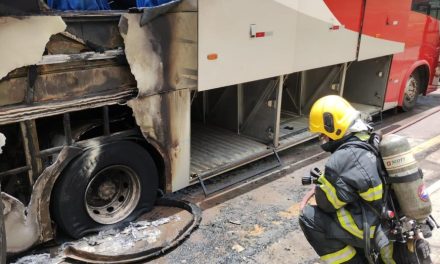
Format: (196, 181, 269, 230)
(337, 135, 388, 180)
(336, 139, 379, 157)
(338, 134, 395, 222)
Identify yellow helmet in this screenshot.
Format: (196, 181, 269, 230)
(309, 95, 359, 140)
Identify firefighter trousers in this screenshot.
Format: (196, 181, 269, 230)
(299, 205, 395, 264)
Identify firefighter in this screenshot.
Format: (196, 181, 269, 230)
(299, 95, 395, 264)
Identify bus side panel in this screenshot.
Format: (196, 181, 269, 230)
(358, 0, 411, 61)
(293, 1, 359, 72)
(198, 0, 360, 91)
(198, 0, 298, 91)
(385, 8, 440, 108)
(128, 90, 191, 193)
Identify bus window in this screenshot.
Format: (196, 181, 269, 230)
(430, 0, 440, 19)
(412, 0, 430, 15)
(412, 0, 440, 19)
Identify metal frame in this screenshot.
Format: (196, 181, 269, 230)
(0, 105, 114, 185)
(237, 84, 244, 134)
(20, 120, 42, 186)
(273, 75, 284, 147)
(303, 65, 344, 111)
(239, 78, 278, 133)
(339, 62, 349, 96)
(36, 49, 124, 65)
(283, 75, 301, 116)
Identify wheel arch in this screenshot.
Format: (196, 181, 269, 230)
(130, 136, 169, 194)
(398, 61, 431, 106)
(39, 134, 167, 243)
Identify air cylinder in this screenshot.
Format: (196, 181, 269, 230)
(379, 134, 432, 222)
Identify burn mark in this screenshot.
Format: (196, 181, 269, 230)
(148, 12, 197, 92)
(119, 14, 164, 97)
(128, 90, 190, 193)
(3, 146, 82, 253)
(121, 10, 196, 192)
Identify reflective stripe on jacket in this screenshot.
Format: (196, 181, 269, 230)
(315, 134, 384, 241)
(320, 245, 357, 264)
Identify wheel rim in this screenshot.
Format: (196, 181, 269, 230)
(404, 76, 418, 104)
(84, 165, 141, 225)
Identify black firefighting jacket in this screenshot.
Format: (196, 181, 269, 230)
(315, 132, 389, 249)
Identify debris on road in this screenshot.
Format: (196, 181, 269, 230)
(232, 244, 245, 253)
(12, 199, 202, 264)
(12, 216, 181, 263)
(70, 215, 181, 254)
(12, 253, 63, 264)
(228, 219, 241, 225)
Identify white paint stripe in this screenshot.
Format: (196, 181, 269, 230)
(410, 134, 440, 195)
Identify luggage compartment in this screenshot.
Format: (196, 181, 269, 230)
(343, 56, 392, 117)
(189, 57, 391, 181)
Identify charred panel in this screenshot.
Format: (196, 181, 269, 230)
(63, 16, 124, 51)
(0, 0, 42, 15)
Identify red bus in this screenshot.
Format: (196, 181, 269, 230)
(393, 0, 440, 109)
(325, 0, 440, 112)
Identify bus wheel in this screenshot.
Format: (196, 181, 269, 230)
(402, 72, 420, 111)
(51, 141, 158, 239)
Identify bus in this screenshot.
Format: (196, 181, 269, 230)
(0, 0, 438, 255)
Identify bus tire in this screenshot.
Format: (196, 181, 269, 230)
(402, 72, 420, 111)
(51, 141, 158, 239)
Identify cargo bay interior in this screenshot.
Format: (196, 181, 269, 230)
(189, 56, 392, 182)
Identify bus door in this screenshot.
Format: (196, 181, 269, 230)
(358, 0, 412, 61)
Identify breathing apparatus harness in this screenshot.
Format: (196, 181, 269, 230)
(336, 133, 437, 264)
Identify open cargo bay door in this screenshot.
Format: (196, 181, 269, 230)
(357, 0, 411, 61)
(198, 0, 361, 91)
